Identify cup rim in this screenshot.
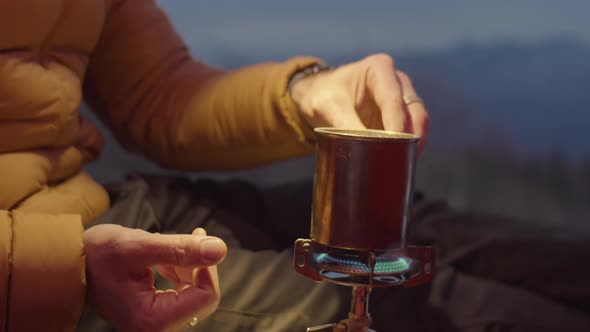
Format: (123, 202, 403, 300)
(314, 127, 420, 141)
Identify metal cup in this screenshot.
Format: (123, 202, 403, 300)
(310, 128, 419, 250)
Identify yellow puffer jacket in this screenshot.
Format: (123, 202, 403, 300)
(0, 1, 318, 331)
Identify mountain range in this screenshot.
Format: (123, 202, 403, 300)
(195, 38, 590, 160)
(83, 38, 590, 185)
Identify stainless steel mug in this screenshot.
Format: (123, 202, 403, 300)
(310, 128, 419, 250)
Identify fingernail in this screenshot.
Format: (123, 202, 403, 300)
(200, 238, 225, 263)
(194, 227, 206, 236)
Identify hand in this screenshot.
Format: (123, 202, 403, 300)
(154, 227, 221, 319)
(84, 224, 227, 332)
(291, 53, 429, 152)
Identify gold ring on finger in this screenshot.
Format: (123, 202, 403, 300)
(403, 95, 424, 106)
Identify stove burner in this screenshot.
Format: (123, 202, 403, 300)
(313, 253, 411, 275)
(294, 239, 434, 288)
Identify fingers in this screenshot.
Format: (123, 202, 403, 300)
(145, 227, 221, 328)
(84, 225, 225, 331)
(396, 71, 429, 138)
(175, 228, 212, 289)
(396, 70, 429, 153)
(195, 266, 220, 318)
(155, 264, 181, 286)
(152, 266, 220, 323)
(332, 106, 366, 129)
(122, 229, 227, 270)
(191, 227, 220, 297)
(364, 54, 410, 133)
(313, 95, 366, 129)
(151, 228, 215, 290)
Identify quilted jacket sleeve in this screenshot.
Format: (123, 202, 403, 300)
(0, 210, 85, 332)
(0, 165, 107, 332)
(84, 0, 320, 171)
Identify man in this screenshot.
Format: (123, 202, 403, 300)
(0, 1, 427, 331)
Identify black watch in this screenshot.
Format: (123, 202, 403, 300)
(288, 63, 332, 93)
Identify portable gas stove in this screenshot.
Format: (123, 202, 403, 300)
(293, 128, 435, 332)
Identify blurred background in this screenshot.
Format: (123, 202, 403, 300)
(84, 0, 590, 227)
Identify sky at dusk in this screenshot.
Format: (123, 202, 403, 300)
(156, 1, 590, 57)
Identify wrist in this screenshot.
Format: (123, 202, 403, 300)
(288, 63, 332, 93)
(288, 63, 332, 121)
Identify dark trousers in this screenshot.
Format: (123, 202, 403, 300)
(78, 174, 590, 332)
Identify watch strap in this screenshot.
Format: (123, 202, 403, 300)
(288, 63, 332, 93)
